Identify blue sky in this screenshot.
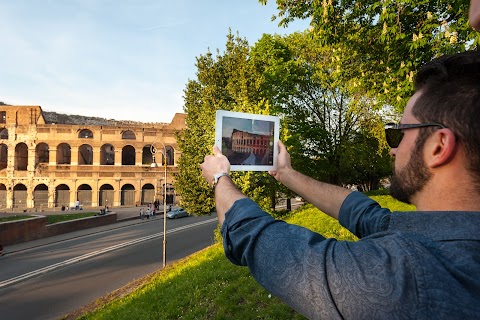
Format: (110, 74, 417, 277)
(0, 1, 308, 123)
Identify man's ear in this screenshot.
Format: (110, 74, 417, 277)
(425, 129, 458, 168)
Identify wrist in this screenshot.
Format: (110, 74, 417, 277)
(212, 172, 230, 190)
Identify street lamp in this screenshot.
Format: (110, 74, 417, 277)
(150, 143, 168, 269)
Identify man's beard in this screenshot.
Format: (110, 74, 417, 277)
(390, 141, 432, 204)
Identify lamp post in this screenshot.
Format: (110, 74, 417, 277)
(150, 143, 168, 269)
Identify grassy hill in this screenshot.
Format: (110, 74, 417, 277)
(75, 196, 414, 320)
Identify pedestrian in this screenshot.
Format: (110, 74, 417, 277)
(75, 199, 80, 210)
(139, 208, 144, 220)
(201, 51, 480, 318)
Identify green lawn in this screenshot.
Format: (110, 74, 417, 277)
(0, 215, 32, 223)
(78, 194, 412, 320)
(0, 212, 98, 224)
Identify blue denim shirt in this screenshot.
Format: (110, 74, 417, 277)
(221, 192, 480, 319)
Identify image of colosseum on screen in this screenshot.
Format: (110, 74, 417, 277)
(221, 116, 275, 166)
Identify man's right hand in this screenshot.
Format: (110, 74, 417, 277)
(269, 141, 294, 182)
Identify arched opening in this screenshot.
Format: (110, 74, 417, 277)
(0, 127, 8, 139)
(78, 144, 93, 165)
(55, 184, 70, 207)
(141, 183, 155, 205)
(121, 184, 135, 206)
(0, 184, 6, 209)
(13, 183, 27, 208)
(122, 145, 136, 165)
(142, 145, 154, 165)
(0, 144, 7, 170)
(35, 143, 49, 166)
(56, 143, 71, 164)
(121, 130, 136, 140)
(77, 184, 92, 206)
(15, 143, 28, 171)
(78, 129, 94, 139)
(99, 184, 114, 207)
(100, 144, 114, 165)
(34, 184, 49, 208)
(166, 146, 174, 165)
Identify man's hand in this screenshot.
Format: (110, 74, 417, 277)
(200, 146, 230, 187)
(269, 141, 294, 182)
(471, 0, 480, 30)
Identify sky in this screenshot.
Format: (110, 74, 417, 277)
(0, 1, 308, 123)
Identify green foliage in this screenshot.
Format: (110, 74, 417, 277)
(262, 0, 479, 113)
(176, 31, 282, 215)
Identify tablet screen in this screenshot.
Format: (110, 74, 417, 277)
(215, 110, 279, 171)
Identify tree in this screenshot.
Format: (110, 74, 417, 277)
(252, 32, 391, 186)
(260, 0, 479, 113)
(175, 31, 281, 215)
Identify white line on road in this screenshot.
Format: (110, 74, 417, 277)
(0, 218, 218, 289)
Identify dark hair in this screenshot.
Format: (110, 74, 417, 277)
(413, 50, 480, 186)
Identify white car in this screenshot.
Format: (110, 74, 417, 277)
(166, 208, 189, 219)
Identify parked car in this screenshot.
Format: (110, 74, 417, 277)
(166, 208, 189, 219)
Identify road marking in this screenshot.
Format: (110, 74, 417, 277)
(0, 218, 218, 289)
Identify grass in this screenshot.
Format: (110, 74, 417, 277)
(0, 212, 98, 224)
(0, 215, 32, 223)
(45, 213, 97, 224)
(78, 194, 412, 320)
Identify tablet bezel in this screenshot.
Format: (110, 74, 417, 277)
(215, 110, 279, 171)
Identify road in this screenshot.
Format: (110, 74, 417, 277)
(0, 214, 218, 320)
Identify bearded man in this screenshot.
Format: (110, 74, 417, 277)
(201, 49, 480, 319)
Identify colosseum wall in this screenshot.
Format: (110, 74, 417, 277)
(0, 105, 185, 210)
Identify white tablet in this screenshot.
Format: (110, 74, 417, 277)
(215, 110, 280, 171)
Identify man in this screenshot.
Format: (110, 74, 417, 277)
(201, 50, 480, 320)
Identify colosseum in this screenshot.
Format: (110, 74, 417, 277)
(0, 104, 185, 211)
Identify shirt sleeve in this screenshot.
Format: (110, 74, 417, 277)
(338, 192, 391, 238)
(220, 197, 417, 319)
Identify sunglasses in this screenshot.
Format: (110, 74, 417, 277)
(384, 122, 446, 148)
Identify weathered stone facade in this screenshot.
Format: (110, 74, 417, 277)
(0, 105, 186, 210)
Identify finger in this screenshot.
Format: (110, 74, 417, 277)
(213, 145, 222, 155)
(278, 140, 286, 153)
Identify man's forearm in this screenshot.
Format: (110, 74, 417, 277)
(214, 176, 247, 225)
(280, 167, 351, 220)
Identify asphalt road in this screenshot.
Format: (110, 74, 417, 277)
(0, 214, 218, 320)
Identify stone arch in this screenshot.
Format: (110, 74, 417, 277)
(14, 142, 28, 170)
(0, 143, 7, 170)
(0, 127, 7, 139)
(35, 142, 49, 166)
(121, 130, 136, 140)
(77, 184, 92, 206)
(78, 129, 93, 139)
(122, 145, 135, 165)
(141, 183, 155, 205)
(121, 183, 135, 206)
(34, 184, 49, 208)
(165, 146, 174, 165)
(56, 143, 71, 164)
(99, 184, 114, 207)
(55, 184, 70, 207)
(0, 183, 6, 208)
(100, 144, 114, 165)
(13, 183, 27, 208)
(142, 145, 154, 165)
(78, 144, 93, 165)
